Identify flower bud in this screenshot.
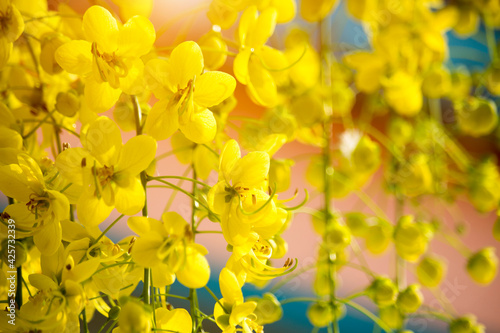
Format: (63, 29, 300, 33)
(365, 219, 393, 255)
(269, 158, 294, 193)
(40, 33, 67, 75)
(307, 301, 345, 327)
(417, 255, 446, 288)
(422, 66, 451, 98)
(379, 305, 403, 329)
(108, 305, 121, 320)
(198, 31, 227, 70)
(388, 117, 413, 147)
(56, 90, 80, 117)
(324, 223, 351, 252)
(394, 216, 432, 262)
(450, 315, 485, 333)
(344, 212, 369, 237)
(455, 97, 498, 137)
(396, 284, 423, 314)
(248, 293, 283, 325)
(351, 135, 381, 175)
(118, 299, 152, 333)
(467, 247, 498, 285)
(398, 153, 433, 198)
(467, 159, 500, 213)
(367, 277, 398, 307)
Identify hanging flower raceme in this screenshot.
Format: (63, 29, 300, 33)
(55, 116, 157, 226)
(55, 5, 156, 112)
(128, 212, 210, 289)
(144, 41, 236, 144)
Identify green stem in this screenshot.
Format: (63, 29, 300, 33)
(485, 20, 498, 62)
(340, 299, 393, 332)
(22, 109, 56, 139)
(82, 308, 89, 333)
(148, 175, 210, 188)
(189, 289, 198, 333)
(131, 94, 151, 306)
(320, 15, 339, 333)
(203, 285, 229, 314)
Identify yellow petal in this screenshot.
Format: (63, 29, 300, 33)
(248, 8, 277, 48)
(82, 6, 119, 53)
(84, 79, 122, 113)
(55, 147, 92, 186)
(301, 0, 339, 22)
(219, 267, 243, 304)
(231, 151, 270, 187)
(117, 15, 156, 57)
(220, 139, 241, 183)
(33, 222, 62, 255)
(238, 6, 258, 46)
(116, 135, 157, 176)
(120, 58, 146, 95)
(0, 164, 32, 202)
(131, 233, 163, 267)
(271, 0, 296, 23)
(177, 247, 210, 289)
(144, 98, 179, 141)
(230, 302, 257, 327)
(233, 49, 252, 85)
(114, 176, 145, 215)
(207, 181, 228, 215)
(194, 71, 236, 108)
(169, 41, 204, 90)
(144, 59, 172, 98)
(156, 308, 192, 333)
(0, 127, 22, 149)
(247, 58, 277, 107)
(77, 187, 114, 226)
(111, 0, 154, 21)
(180, 108, 216, 144)
(82, 116, 122, 165)
(55, 40, 93, 76)
(4, 5, 24, 42)
(170, 131, 194, 164)
(0, 37, 12, 69)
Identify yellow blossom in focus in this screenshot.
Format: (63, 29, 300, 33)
(144, 41, 236, 143)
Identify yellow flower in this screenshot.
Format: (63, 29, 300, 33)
(382, 71, 423, 116)
(55, 5, 156, 112)
(144, 41, 236, 143)
(128, 212, 210, 289)
(208, 140, 284, 247)
(55, 116, 157, 226)
(417, 255, 446, 288)
(214, 268, 263, 333)
(0, 153, 69, 255)
(0, 0, 24, 69)
(234, 6, 288, 107)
